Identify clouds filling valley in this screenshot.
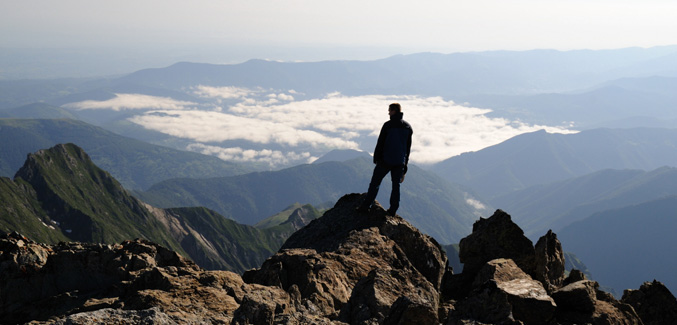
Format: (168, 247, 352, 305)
(65, 87, 575, 168)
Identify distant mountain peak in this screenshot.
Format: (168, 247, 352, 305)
(14, 143, 155, 243)
(1, 143, 298, 273)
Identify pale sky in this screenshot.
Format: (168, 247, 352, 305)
(2, 0, 677, 63)
(6, 1, 671, 165)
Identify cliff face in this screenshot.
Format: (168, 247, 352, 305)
(2, 194, 676, 324)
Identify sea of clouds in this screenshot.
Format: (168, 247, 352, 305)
(65, 86, 575, 168)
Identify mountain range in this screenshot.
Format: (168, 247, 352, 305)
(558, 195, 677, 297)
(0, 118, 252, 190)
(0, 117, 490, 245)
(0, 102, 79, 119)
(431, 127, 677, 200)
(115, 47, 677, 97)
(466, 75, 677, 129)
(491, 167, 677, 238)
(3, 134, 677, 297)
(2, 47, 677, 174)
(136, 155, 491, 244)
(0, 143, 314, 273)
(2, 46, 677, 304)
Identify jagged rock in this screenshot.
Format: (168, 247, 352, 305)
(448, 209, 650, 325)
(552, 280, 598, 313)
(231, 284, 295, 325)
(245, 193, 446, 323)
(281, 193, 447, 289)
(450, 279, 519, 325)
(552, 280, 643, 325)
(562, 269, 587, 286)
(459, 258, 556, 325)
(340, 268, 438, 324)
(589, 293, 642, 325)
(242, 247, 359, 317)
(40, 307, 180, 325)
(622, 280, 677, 325)
(383, 295, 438, 325)
(534, 230, 565, 293)
(3, 194, 677, 324)
(458, 210, 536, 280)
(0, 234, 284, 324)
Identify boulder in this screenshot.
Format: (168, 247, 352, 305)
(243, 248, 359, 317)
(562, 269, 587, 286)
(0, 233, 283, 324)
(245, 193, 446, 322)
(231, 284, 294, 325)
(552, 280, 598, 313)
(282, 193, 447, 289)
(44, 307, 178, 325)
(552, 280, 643, 325)
(340, 268, 438, 324)
(460, 258, 556, 325)
(534, 230, 565, 292)
(384, 296, 439, 325)
(622, 280, 677, 325)
(458, 210, 535, 279)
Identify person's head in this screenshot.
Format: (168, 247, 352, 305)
(388, 103, 401, 115)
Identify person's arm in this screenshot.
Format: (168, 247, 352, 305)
(373, 123, 388, 164)
(404, 127, 412, 173)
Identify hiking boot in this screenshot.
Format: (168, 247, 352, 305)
(386, 208, 397, 217)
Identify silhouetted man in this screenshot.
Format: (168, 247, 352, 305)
(357, 103, 413, 216)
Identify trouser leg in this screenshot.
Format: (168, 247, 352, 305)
(362, 164, 389, 208)
(389, 166, 404, 213)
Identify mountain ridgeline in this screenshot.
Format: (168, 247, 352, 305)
(491, 167, 677, 238)
(116, 47, 677, 99)
(136, 156, 490, 244)
(3, 47, 676, 108)
(558, 195, 677, 298)
(0, 143, 312, 273)
(0, 118, 253, 190)
(432, 127, 677, 200)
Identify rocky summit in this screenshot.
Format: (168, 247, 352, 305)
(2, 194, 676, 324)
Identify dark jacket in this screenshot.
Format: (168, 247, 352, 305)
(373, 112, 413, 168)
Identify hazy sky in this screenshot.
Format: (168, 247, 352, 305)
(3, 0, 677, 63)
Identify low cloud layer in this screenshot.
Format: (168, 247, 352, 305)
(129, 110, 358, 149)
(64, 93, 197, 111)
(187, 143, 314, 167)
(66, 88, 575, 167)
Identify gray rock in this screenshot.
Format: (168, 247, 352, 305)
(246, 194, 446, 322)
(552, 280, 598, 313)
(459, 210, 536, 279)
(534, 230, 565, 293)
(622, 280, 677, 325)
(467, 258, 556, 325)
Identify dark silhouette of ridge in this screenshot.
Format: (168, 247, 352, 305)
(2, 195, 676, 324)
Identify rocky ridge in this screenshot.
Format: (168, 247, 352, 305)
(2, 194, 676, 324)
(0, 143, 291, 273)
